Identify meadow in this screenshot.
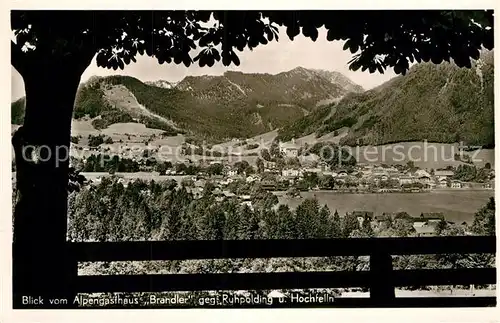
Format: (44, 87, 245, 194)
(277, 190, 495, 225)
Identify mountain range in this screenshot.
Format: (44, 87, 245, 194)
(278, 51, 494, 147)
(11, 53, 494, 147)
(11, 67, 362, 140)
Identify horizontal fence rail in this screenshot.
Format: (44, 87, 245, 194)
(70, 297, 497, 309)
(67, 236, 498, 308)
(76, 268, 496, 293)
(71, 236, 497, 262)
(13, 236, 497, 308)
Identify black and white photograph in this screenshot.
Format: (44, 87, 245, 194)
(5, 6, 497, 315)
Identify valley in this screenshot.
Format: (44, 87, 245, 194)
(12, 53, 494, 148)
(11, 53, 496, 230)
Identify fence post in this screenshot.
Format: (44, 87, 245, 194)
(370, 252, 395, 305)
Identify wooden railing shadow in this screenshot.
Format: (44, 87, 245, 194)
(13, 236, 496, 308)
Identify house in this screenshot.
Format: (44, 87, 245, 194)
(222, 191, 236, 198)
(434, 170, 454, 177)
(415, 170, 432, 184)
(386, 167, 400, 174)
(415, 169, 431, 178)
(374, 214, 391, 222)
(317, 161, 330, 171)
(437, 177, 448, 188)
(337, 170, 348, 177)
(418, 175, 432, 184)
(219, 178, 234, 185)
(451, 180, 463, 188)
(375, 212, 405, 222)
(418, 212, 445, 221)
(282, 168, 300, 177)
(263, 161, 277, 169)
(414, 224, 436, 237)
(483, 182, 493, 189)
(191, 187, 204, 199)
(194, 179, 206, 188)
(212, 188, 224, 196)
(211, 175, 224, 181)
(352, 211, 374, 226)
(246, 175, 259, 183)
(303, 167, 322, 174)
(461, 182, 472, 189)
(261, 180, 277, 191)
(399, 176, 415, 185)
(389, 174, 401, 181)
(268, 290, 286, 299)
(372, 167, 388, 176)
(280, 140, 300, 158)
(240, 200, 254, 210)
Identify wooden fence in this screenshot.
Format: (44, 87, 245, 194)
(13, 236, 496, 308)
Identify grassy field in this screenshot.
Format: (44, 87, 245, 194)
(339, 288, 496, 298)
(13, 118, 495, 171)
(352, 142, 494, 169)
(277, 190, 495, 224)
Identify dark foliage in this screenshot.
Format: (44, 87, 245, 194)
(12, 10, 493, 76)
(278, 51, 494, 146)
(88, 134, 105, 147)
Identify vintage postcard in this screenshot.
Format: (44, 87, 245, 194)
(2, 3, 498, 322)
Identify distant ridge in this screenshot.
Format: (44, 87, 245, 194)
(278, 51, 494, 147)
(12, 67, 364, 141)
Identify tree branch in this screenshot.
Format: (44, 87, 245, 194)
(11, 41, 28, 76)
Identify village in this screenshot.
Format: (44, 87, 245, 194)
(67, 137, 495, 240)
(73, 135, 495, 194)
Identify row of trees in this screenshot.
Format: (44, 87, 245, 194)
(452, 164, 492, 183)
(11, 10, 494, 304)
(67, 176, 495, 241)
(66, 177, 404, 242)
(79, 154, 140, 173)
(75, 154, 234, 176)
(87, 134, 113, 147)
(68, 177, 495, 284)
(67, 177, 368, 241)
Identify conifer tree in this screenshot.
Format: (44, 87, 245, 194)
(342, 212, 360, 238)
(361, 216, 374, 237)
(332, 209, 342, 238)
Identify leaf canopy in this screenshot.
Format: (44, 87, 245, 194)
(11, 10, 494, 75)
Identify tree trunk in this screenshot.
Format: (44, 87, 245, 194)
(12, 60, 84, 308)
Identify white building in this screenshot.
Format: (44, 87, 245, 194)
(240, 200, 254, 210)
(399, 176, 415, 185)
(282, 169, 300, 177)
(434, 170, 454, 177)
(246, 175, 259, 183)
(280, 140, 300, 158)
(268, 290, 286, 298)
(372, 167, 388, 176)
(415, 169, 432, 179)
(414, 224, 436, 237)
(323, 171, 337, 177)
(302, 167, 322, 174)
(437, 177, 448, 188)
(337, 170, 348, 178)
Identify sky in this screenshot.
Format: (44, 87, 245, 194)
(11, 27, 397, 101)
